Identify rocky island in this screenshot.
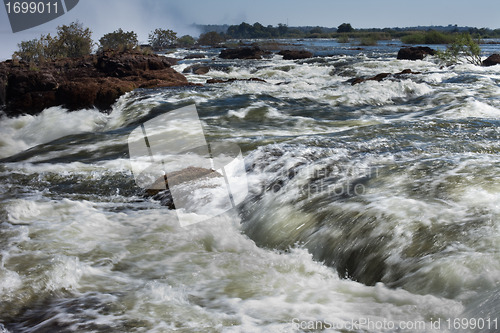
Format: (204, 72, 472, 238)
(0, 50, 194, 117)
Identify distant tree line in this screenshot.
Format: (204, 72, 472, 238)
(223, 22, 343, 38)
(201, 22, 500, 40)
(226, 22, 292, 38)
(13, 20, 500, 65)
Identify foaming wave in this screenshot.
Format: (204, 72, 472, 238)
(0, 107, 108, 158)
(0, 195, 463, 332)
(241, 141, 500, 303)
(336, 80, 433, 106)
(441, 97, 500, 119)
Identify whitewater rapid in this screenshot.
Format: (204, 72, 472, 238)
(1, 39, 500, 332)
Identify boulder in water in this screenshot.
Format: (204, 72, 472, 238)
(206, 78, 267, 84)
(482, 54, 500, 66)
(219, 46, 270, 60)
(184, 53, 206, 60)
(144, 166, 222, 209)
(278, 50, 313, 60)
(182, 65, 210, 75)
(397, 46, 436, 60)
(350, 69, 421, 85)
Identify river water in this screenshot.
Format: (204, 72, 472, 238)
(1, 39, 500, 332)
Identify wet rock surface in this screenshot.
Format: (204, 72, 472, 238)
(0, 50, 193, 117)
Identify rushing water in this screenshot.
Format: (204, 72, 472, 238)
(1, 39, 500, 332)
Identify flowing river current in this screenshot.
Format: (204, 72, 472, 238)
(1, 40, 500, 332)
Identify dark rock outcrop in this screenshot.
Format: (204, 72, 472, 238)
(183, 65, 210, 75)
(397, 46, 436, 60)
(0, 50, 192, 117)
(206, 78, 266, 84)
(482, 54, 500, 66)
(350, 69, 421, 85)
(184, 53, 206, 60)
(0, 72, 7, 107)
(278, 50, 313, 60)
(219, 46, 270, 60)
(193, 66, 210, 75)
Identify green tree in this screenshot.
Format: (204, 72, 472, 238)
(227, 22, 253, 38)
(310, 27, 323, 34)
(359, 36, 378, 46)
(337, 23, 353, 33)
(15, 38, 43, 63)
(99, 28, 138, 51)
(177, 35, 195, 47)
(401, 30, 454, 44)
(337, 34, 349, 43)
(437, 33, 482, 66)
(252, 22, 270, 38)
(54, 21, 93, 58)
(14, 21, 92, 63)
(197, 31, 225, 46)
(15, 34, 57, 63)
(148, 28, 177, 50)
(266, 25, 278, 38)
(277, 23, 288, 36)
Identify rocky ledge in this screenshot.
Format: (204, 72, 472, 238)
(0, 50, 195, 117)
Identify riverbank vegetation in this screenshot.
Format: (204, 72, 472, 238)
(201, 22, 500, 45)
(436, 33, 482, 65)
(12, 20, 499, 66)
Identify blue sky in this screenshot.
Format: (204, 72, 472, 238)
(1, 0, 499, 60)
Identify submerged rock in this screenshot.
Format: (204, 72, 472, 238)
(350, 69, 421, 85)
(0, 50, 193, 117)
(182, 65, 210, 75)
(482, 54, 500, 66)
(206, 78, 267, 84)
(397, 46, 436, 60)
(184, 53, 206, 60)
(278, 50, 313, 60)
(144, 166, 222, 209)
(219, 46, 270, 60)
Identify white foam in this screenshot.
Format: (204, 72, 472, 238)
(44, 256, 84, 291)
(2, 158, 134, 177)
(2, 44, 500, 331)
(0, 107, 108, 158)
(337, 80, 433, 106)
(441, 97, 500, 119)
(0, 269, 22, 295)
(0, 194, 464, 331)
